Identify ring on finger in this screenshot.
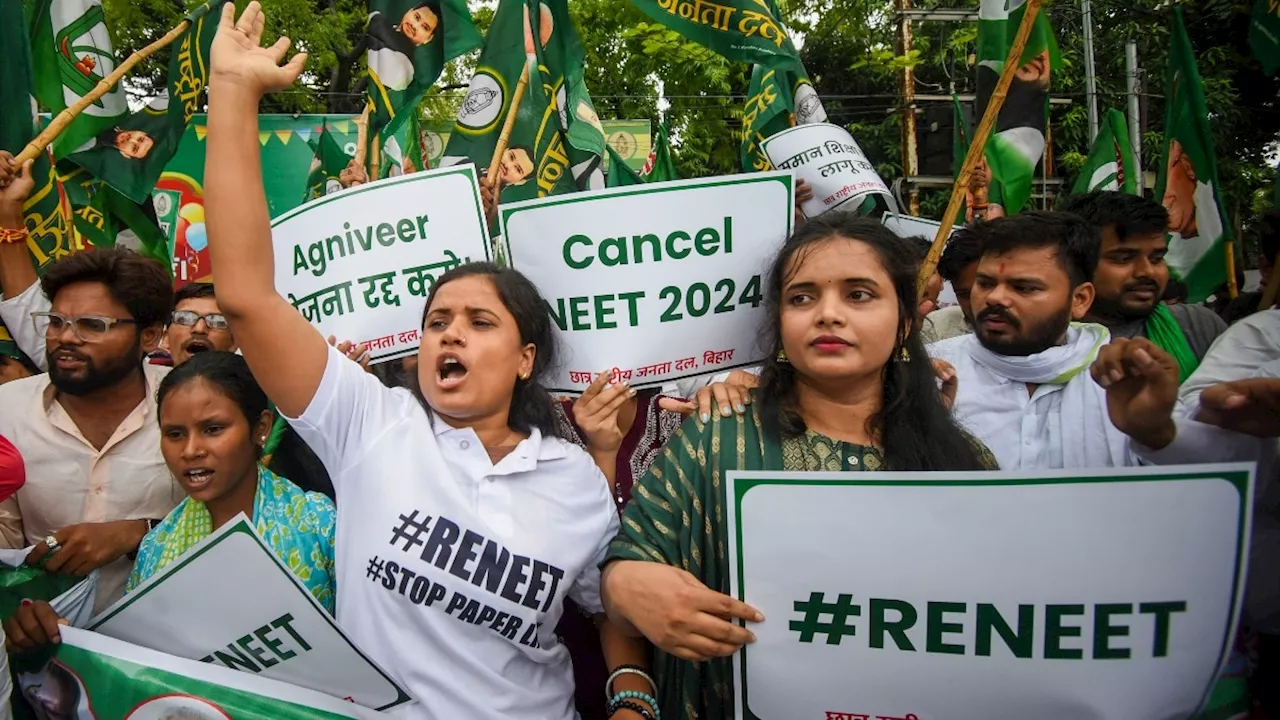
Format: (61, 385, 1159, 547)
(43, 535, 60, 551)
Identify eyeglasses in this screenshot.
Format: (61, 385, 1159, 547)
(32, 311, 139, 343)
(171, 310, 230, 330)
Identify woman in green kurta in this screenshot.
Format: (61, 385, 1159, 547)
(602, 215, 995, 718)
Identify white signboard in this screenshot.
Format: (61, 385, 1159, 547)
(500, 173, 793, 392)
(762, 123, 891, 217)
(726, 465, 1255, 720)
(271, 164, 491, 363)
(90, 517, 413, 712)
(881, 213, 960, 305)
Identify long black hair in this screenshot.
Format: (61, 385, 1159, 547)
(756, 214, 990, 471)
(419, 262, 561, 439)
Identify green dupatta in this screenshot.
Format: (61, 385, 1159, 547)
(1144, 303, 1199, 383)
(605, 404, 886, 719)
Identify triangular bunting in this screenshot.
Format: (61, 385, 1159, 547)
(295, 128, 313, 143)
(258, 131, 271, 146)
(274, 129, 292, 144)
(194, 125, 208, 140)
(333, 120, 350, 134)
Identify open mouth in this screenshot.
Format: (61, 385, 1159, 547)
(436, 354, 469, 390)
(183, 339, 211, 355)
(183, 468, 214, 490)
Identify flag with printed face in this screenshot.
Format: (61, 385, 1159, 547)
(1072, 108, 1138, 195)
(65, 0, 226, 204)
(27, 0, 130, 160)
(974, 0, 1059, 217)
(58, 163, 170, 270)
(1155, 8, 1231, 303)
(441, 0, 604, 203)
(305, 125, 353, 200)
(366, 0, 481, 138)
(740, 63, 826, 173)
(630, 0, 800, 70)
(641, 121, 678, 182)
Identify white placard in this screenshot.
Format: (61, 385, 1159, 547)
(726, 465, 1255, 720)
(271, 164, 490, 363)
(882, 213, 961, 305)
(90, 517, 413, 712)
(762, 123, 891, 217)
(499, 173, 793, 392)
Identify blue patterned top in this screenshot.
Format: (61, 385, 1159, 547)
(128, 466, 336, 613)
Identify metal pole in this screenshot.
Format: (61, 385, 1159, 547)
(1081, 0, 1099, 141)
(896, 0, 920, 215)
(1125, 41, 1142, 180)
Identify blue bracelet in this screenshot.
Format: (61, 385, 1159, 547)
(608, 690, 660, 720)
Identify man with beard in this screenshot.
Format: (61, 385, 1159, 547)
(927, 212, 1244, 471)
(0, 246, 179, 612)
(1060, 190, 1225, 381)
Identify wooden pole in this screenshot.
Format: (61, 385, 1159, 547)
(13, 20, 191, 168)
(486, 62, 531, 187)
(370, 134, 381, 180)
(1224, 240, 1238, 300)
(353, 104, 371, 171)
(917, 0, 1043, 298)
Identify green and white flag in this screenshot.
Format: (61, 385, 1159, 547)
(27, 0, 129, 160)
(366, 0, 482, 138)
(629, 0, 800, 70)
(605, 143, 644, 186)
(641, 121, 678, 182)
(43, 628, 382, 720)
(1072, 108, 1139, 195)
(741, 63, 826, 173)
(66, 0, 226, 204)
(975, 0, 1059, 217)
(1250, 0, 1280, 75)
(1156, 8, 1231, 304)
(442, 0, 605, 203)
(305, 125, 353, 200)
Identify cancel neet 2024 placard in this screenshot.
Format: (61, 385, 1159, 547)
(499, 172, 793, 392)
(726, 464, 1255, 720)
(271, 164, 491, 363)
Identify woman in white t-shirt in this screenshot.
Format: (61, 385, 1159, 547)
(202, 5, 655, 719)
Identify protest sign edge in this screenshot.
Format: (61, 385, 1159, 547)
(759, 123, 889, 216)
(725, 463, 1255, 720)
(89, 515, 415, 711)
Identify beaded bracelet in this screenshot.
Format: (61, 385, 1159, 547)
(608, 690, 660, 720)
(0, 227, 29, 244)
(606, 664, 656, 698)
(608, 698, 656, 720)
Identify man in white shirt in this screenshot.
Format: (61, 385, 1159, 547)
(0, 227, 179, 616)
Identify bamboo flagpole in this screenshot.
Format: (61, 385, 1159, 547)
(1225, 240, 1239, 300)
(12, 19, 192, 169)
(370, 134, 382, 181)
(353, 104, 372, 172)
(485, 62, 531, 187)
(917, 0, 1044, 298)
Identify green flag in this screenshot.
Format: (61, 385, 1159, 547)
(975, 0, 1059, 217)
(1071, 109, 1138, 195)
(606, 144, 644, 186)
(65, 0, 226, 204)
(58, 163, 170, 270)
(27, 0, 130, 159)
(1155, 8, 1231, 304)
(641, 121, 678, 182)
(442, 0, 605, 203)
(304, 125, 353, 200)
(629, 0, 799, 70)
(1250, 0, 1280, 75)
(366, 0, 481, 138)
(740, 63, 826, 172)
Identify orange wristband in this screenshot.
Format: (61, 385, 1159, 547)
(0, 227, 28, 244)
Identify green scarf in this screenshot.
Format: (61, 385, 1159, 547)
(1144, 303, 1198, 383)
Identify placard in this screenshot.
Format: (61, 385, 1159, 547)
(500, 173, 793, 392)
(762, 123, 890, 217)
(91, 517, 412, 712)
(726, 465, 1254, 720)
(881, 212, 960, 305)
(270, 164, 490, 363)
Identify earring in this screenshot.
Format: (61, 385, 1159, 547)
(897, 347, 911, 362)
(776, 349, 789, 364)
(519, 372, 530, 380)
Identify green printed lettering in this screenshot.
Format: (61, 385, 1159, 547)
(569, 296, 590, 331)
(619, 291, 645, 327)
(271, 613, 312, 652)
(564, 235, 593, 269)
(869, 598, 917, 651)
(237, 634, 276, 669)
(694, 226, 721, 256)
(377, 222, 396, 247)
(307, 241, 327, 277)
(1139, 601, 1187, 657)
(1044, 604, 1085, 659)
(255, 624, 296, 662)
(325, 233, 347, 264)
(723, 215, 733, 253)
(1092, 603, 1132, 659)
(547, 298, 569, 332)
(213, 644, 260, 672)
(292, 245, 308, 276)
(344, 223, 356, 254)
(397, 219, 416, 243)
(348, 222, 372, 252)
(665, 230, 691, 259)
(632, 233, 661, 263)
(975, 603, 1034, 658)
(416, 214, 429, 240)
(600, 236, 627, 267)
(926, 601, 966, 655)
(594, 294, 617, 329)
